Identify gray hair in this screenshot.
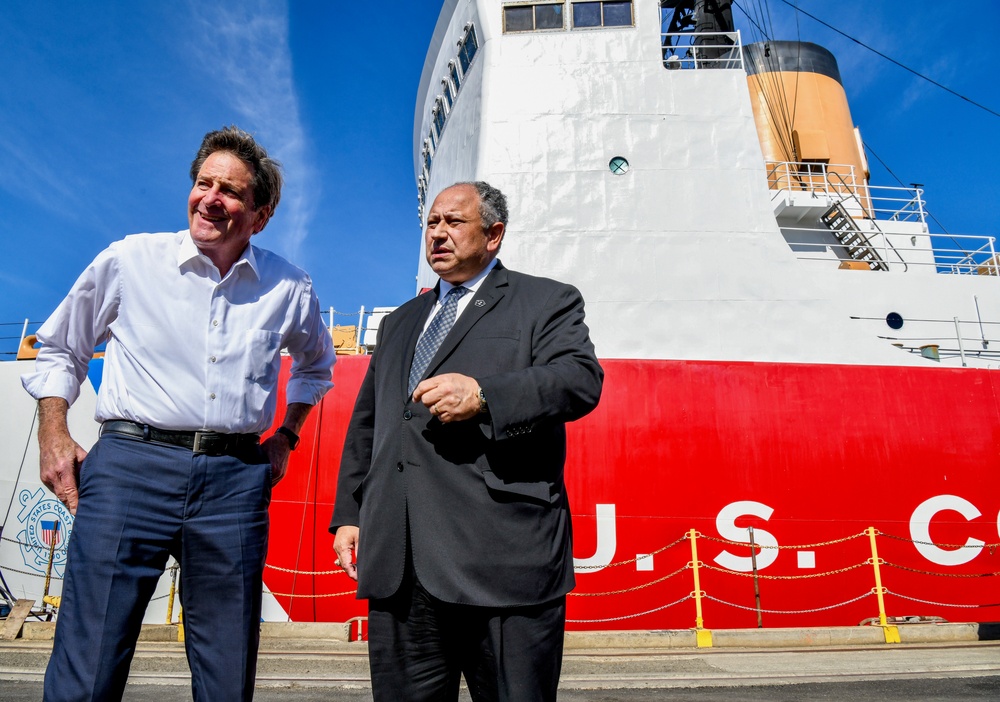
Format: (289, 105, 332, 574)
(190, 126, 283, 212)
(455, 181, 508, 233)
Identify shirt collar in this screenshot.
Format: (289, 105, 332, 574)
(439, 258, 498, 298)
(177, 230, 259, 280)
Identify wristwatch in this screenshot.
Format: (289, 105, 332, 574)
(477, 386, 488, 414)
(275, 426, 300, 450)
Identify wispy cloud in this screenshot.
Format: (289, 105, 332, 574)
(0, 129, 85, 214)
(185, 0, 314, 262)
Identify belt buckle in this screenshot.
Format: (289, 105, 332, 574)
(192, 431, 210, 455)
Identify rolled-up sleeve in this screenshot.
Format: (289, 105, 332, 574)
(21, 246, 121, 406)
(284, 279, 335, 406)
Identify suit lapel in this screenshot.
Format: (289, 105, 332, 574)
(398, 288, 439, 400)
(424, 263, 508, 378)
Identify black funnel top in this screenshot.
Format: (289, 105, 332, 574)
(744, 41, 842, 85)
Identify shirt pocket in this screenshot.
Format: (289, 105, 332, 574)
(244, 329, 282, 386)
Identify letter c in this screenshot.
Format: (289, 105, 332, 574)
(910, 495, 983, 566)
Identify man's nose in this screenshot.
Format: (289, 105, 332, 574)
(201, 185, 223, 206)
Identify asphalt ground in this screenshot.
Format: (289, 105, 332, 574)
(2, 623, 998, 700)
(1, 676, 999, 701)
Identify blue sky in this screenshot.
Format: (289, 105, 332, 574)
(2, 0, 998, 355)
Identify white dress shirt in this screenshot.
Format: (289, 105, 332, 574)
(22, 231, 335, 433)
(420, 258, 499, 334)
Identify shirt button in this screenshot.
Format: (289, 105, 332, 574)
(210, 393, 217, 400)
(397, 462, 404, 472)
(210, 356, 217, 363)
(212, 320, 220, 327)
(403, 410, 412, 420)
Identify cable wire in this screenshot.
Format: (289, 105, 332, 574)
(778, 0, 1000, 119)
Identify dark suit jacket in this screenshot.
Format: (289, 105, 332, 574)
(330, 261, 603, 607)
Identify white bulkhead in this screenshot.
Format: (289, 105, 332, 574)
(414, 0, 999, 368)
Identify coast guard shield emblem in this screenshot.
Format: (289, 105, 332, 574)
(15, 488, 74, 577)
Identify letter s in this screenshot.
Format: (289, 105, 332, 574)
(714, 501, 778, 572)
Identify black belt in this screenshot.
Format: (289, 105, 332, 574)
(101, 420, 260, 456)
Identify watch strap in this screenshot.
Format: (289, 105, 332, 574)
(275, 426, 300, 450)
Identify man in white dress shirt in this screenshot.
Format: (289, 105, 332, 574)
(21, 126, 335, 701)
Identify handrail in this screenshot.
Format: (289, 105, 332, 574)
(661, 31, 743, 71)
(826, 170, 908, 272)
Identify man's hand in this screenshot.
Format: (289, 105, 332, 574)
(333, 526, 360, 581)
(37, 398, 87, 515)
(260, 434, 291, 486)
(263, 403, 314, 486)
(412, 373, 482, 423)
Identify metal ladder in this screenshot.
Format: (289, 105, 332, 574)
(820, 203, 889, 271)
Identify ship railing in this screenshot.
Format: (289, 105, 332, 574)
(767, 161, 928, 226)
(947, 238, 998, 275)
(782, 227, 998, 276)
(323, 306, 397, 356)
(766, 161, 860, 199)
(661, 31, 743, 71)
(2, 310, 390, 361)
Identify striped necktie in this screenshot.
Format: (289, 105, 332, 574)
(408, 286, 469, 396)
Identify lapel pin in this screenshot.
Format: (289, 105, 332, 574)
(475, 299, 485, 307)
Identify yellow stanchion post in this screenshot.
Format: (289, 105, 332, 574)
(688, 529, 713, 648)
(165, 562, 178, 625)
(177, 608, 185, 643)
(866, 527, 900, 644)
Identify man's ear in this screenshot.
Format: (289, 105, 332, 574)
(486, 221, 505, 252)
(252, 205, 274, 235)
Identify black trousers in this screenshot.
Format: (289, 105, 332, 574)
(367, 575, 566, 702)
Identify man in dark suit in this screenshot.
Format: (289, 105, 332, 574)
(331, 181, 603, 701)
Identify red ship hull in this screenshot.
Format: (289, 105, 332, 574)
(266, 355, 1000, 629)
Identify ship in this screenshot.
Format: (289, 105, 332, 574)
(2, 0, 998, 635)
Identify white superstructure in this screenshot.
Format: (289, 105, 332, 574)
(413, 0, 999, 368)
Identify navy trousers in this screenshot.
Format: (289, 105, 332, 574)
(43, 433, 272, 702)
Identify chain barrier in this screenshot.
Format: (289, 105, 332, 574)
(326, 310, 366, 319)
(574, 534, 688, 571)
(8, 524, 1000, 624)
(699, 531, 867, 550)
(1, 535, 68, 554)
(566, 594, 692, 624)
(878, 531, 1000, 550)
(265, 564, 345, 576)
(0, 564, 62, 580)
(569, 565, 689, 597)
(704, 591, 872, 615)
(881, 561, 1000, 578)
(700, 561, 869, 580)
(263, 588, 358, 599)
(885, 589, 1000, 609)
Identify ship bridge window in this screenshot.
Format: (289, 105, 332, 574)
(572, 1, 633, 28)
(442, 80, 455, 110)
(458, 25, 479, 72)
(433, 98, 447, 135)
(503, 3, 565, 33)
(449, 61, 462, 92)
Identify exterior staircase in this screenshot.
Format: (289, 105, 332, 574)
(820, 203, 889, 271)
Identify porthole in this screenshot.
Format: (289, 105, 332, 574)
(609, 156, 629, 174)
